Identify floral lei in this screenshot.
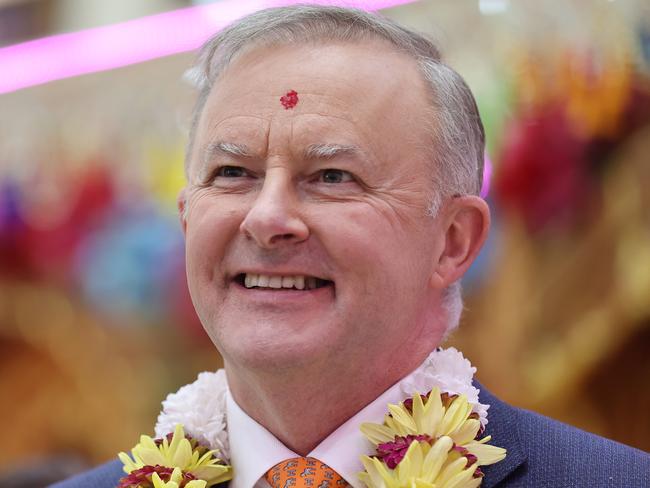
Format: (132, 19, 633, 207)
(117, 347, 506, 488)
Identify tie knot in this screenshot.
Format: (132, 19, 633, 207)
(264, 457, 350, 488)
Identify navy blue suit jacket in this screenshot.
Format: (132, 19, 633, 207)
(51, 384, 650, 487)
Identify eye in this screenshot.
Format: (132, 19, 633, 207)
(216, 166, 249, 178)
(319, 169, 354, 184)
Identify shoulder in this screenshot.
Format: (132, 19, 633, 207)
(49, 459, 123, 488)
(515, 406, 650, 486)
(48, 460, 232, 488)
(480, 384, 650, 487)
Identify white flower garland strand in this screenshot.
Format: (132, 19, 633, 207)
(154, 347, 489, 461)
(155, 370, 230, 460)
(401, 347, 489, 427)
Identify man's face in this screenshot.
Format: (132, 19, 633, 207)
(182, 40, 449, 372)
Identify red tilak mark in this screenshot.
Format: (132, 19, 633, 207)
(280, 90, 299, 109)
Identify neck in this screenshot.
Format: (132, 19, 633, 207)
(225, 340, 437, 455)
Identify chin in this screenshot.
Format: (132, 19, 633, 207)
(213, 328, 336, 372)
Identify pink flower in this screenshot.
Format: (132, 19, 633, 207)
(118, 465, 197, 488)
(376, 435, 434, 469)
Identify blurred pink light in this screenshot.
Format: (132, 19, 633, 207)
(481, 153, 492, 198)
(0, 0, 419, 94)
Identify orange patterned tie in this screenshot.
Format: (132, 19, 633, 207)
(264, 457, 350, 488)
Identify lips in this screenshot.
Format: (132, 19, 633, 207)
(233, 273, 333, 290)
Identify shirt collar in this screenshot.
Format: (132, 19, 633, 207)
(227, 358, 440, 488)
(226, 391, 296, 488)
(308, 378, 409, 488)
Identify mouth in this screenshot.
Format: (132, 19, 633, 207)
(233, 273, 334, 291)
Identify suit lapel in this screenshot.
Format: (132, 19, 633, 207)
(475, 381, 527, 488)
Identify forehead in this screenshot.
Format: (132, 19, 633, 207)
(191, 39, 433, 167)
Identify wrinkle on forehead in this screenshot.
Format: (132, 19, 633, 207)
(206, 40, 426, 114)
(190, 40, 433, 178)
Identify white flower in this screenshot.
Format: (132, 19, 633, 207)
(151, 347, 489, 466)
(400, 347, 489, 426)
(155, 370, 230, 461)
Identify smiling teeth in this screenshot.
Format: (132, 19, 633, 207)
(244, 274, 318, 290)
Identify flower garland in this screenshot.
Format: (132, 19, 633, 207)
(359, 389, 506, 487)
(117, 348, 506, 487)
(117, 424, 231, 488)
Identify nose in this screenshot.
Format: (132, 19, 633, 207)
(239, 169, 309, 248)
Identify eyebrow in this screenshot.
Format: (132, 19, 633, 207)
(303, 143, 361, 160)
(205, 141, 361, 162)
(204, 141, 254, 160)
(197, 141, 366, 181)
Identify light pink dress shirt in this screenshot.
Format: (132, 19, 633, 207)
(226, 363, 432, 488)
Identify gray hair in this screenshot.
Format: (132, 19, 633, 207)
(185, 5, 485, 335)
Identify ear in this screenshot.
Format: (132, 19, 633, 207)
(429, 196, 490, 290)
(177, 187, 188, 236)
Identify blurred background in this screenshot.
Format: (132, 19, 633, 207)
(1, 0, 649, 485)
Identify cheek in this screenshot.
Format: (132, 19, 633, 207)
(311, 205, 410, 288)
(184, 195, 245, 277)
(312, 204, 436, 297)
(315, 203, 421, 260)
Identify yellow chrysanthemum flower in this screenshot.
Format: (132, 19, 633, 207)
(360, 436, 481, 488)
(359, 388, 506, 488)
(151, 467, 207, 488)
(118, 424, 232, 487)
